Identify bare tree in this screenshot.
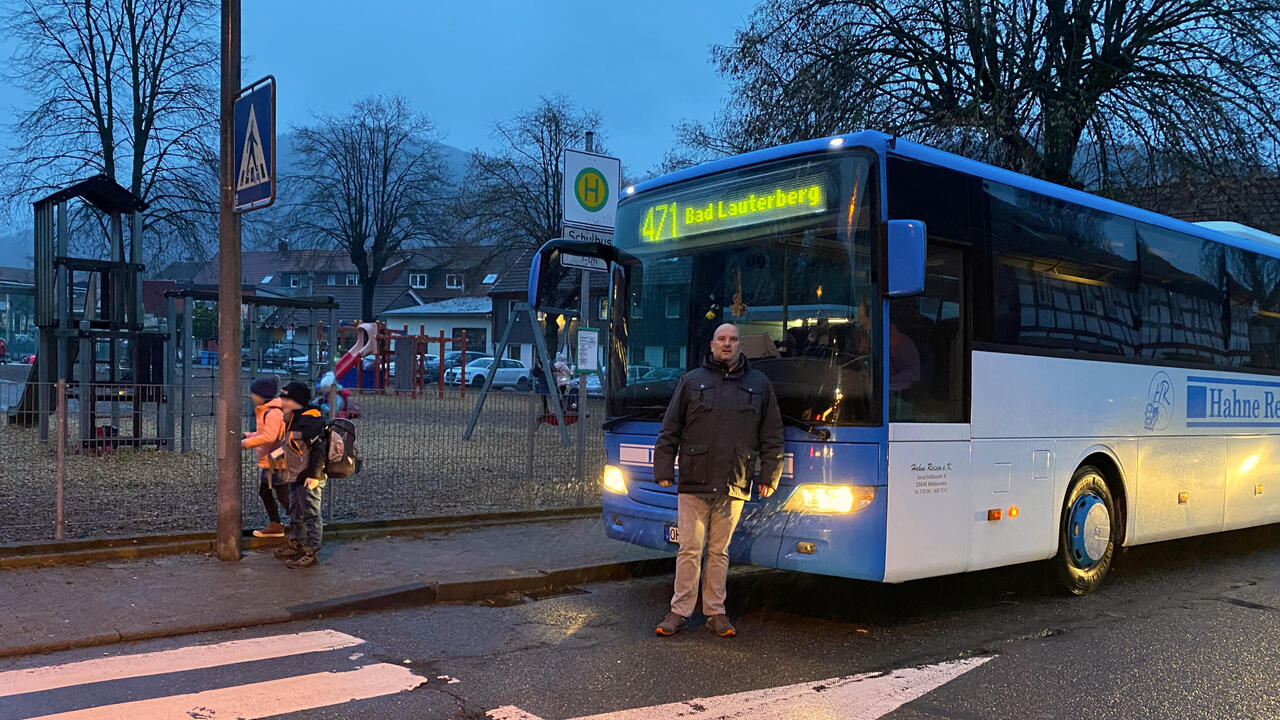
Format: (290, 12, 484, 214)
(676, 0, 1280, 189)
(456, 95, 604, 252)
(3, 0, 219, 262)
(289, 95, 450, 321)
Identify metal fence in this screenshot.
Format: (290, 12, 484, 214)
(0, 374, 606, 543)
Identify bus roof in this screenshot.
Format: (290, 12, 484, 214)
(629, 130, 1274, 258)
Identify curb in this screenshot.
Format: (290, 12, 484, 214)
(0, 556, 674, 659)
(0, 507, 601, 569)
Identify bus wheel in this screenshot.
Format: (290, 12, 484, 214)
(1053, 465, 1117, 596)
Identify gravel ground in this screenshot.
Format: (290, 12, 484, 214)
(1, 382, 606, 543)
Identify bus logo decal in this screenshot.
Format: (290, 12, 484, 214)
(1145, 371, 1174, 431)
(1185, 375, 1280, 427)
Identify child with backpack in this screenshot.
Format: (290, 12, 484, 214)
(274, 382, 328, 568)
(241, 376, 289, 538)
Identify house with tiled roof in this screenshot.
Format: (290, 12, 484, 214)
(187, 241, 507, 358)
(373, 247, 534, 356)
(487, 247, 540, 367)
(487, 247, 611, 370)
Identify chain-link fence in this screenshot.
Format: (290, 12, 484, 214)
(1, 373, 606, 543)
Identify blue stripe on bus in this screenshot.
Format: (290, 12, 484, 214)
(1186, 376, 1280, 388)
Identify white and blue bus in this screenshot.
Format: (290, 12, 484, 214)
(531, 130, 1280, 594)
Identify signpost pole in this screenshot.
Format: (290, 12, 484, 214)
(216, 0, 243, 561)
(575, 132, 594, 491)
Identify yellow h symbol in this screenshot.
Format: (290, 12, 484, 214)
(582, 174, 602, 205)
(575, 168, 608, 212)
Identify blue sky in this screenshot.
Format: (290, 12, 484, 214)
(238, 0, 745, 173)
(0, 0, 750, 232)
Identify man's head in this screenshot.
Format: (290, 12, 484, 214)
(279, 381, 311, 412)
(710, 323, 741, 365)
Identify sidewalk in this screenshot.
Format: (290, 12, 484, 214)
(0, 515, 673, 658)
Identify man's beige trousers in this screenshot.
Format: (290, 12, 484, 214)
(671, 493, 744, 617)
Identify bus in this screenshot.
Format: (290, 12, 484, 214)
(530, 130, 1280, 595)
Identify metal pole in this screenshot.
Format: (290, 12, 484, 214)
(164, 297, 177, 449)
(577, 272, 588, 487)
(575, 131, 595, 487)
(216, 0, 243, 561)
(181, 297, 192, 452)
(55, 379, 66, 540)
(78, 321, 91, 447)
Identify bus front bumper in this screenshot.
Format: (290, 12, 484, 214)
(602, 486, 888, 582)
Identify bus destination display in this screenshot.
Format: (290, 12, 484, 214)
(635, 168, 833, 244)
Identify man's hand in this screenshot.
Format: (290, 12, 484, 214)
(657, 480, 673, 487)
(304, 478, 321, 490)
(758, 484, 775, 499)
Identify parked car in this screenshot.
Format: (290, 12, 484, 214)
(586, 372, 603, 398)
(636, 367, 682, 382)
(444, 357, 531, 389)
(425, 350, 489, 375)
(626, 365, 654, 383)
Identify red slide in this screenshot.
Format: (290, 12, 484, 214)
(334, 322, 379, 379)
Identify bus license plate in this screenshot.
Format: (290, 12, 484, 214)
(665, 525, 679, 543)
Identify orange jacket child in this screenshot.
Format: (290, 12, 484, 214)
(244, 397, 287, 469)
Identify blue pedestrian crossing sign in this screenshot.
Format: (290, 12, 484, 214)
(233, 76, 275, 213)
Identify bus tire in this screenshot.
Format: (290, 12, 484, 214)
(1053, 465, 1118, 596)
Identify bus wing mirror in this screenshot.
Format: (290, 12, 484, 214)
(887, 219, 927, 297)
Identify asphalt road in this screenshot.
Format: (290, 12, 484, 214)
(4, 526, 1280, 719)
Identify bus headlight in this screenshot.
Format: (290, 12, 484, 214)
(782, 484, 876, 514)
(602, 465, 628, 494)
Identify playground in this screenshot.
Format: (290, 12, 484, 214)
(0, 371, 605, 543)
(0, 175, 606, 545)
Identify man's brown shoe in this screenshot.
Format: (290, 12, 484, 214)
(655, 612, 685, 636)
(707, 614, 736, 637)
(253, 522, 286, 538)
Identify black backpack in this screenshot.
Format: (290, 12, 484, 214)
(324, 418, 359, 478)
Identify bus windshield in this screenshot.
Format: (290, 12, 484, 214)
(608, 153, 878, 426)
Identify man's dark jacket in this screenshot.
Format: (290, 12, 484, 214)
(653, 353, 785, 500)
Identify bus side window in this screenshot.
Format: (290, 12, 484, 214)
(890, 245, 967, 422)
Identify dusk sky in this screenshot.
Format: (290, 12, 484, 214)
(0, 0, 749, 191)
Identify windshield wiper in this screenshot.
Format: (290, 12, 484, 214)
(602, 406, 667, 431)
(781, 414, 832, 441)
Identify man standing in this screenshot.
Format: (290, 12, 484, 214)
(653, 323, 784, 637)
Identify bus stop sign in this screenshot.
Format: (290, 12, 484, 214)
(562, 149, 620, 234)
(233, 76, 276, 213)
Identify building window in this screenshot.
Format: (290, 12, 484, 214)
(326, 274, 336, 286)
(446, 273, 463, 290)
(289, 274, 300, 288)
(483, 272, 498, 284)
(665, 295, 680, 319)
(346, 274, 358, 286)
(409, 272, 428, 289)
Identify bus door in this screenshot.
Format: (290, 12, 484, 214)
(883, 243, 973, 581)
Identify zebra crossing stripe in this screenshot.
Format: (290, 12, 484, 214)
(23, 663, 426, 720)
(0, 629, 363, 698)
(488, 656, 993, 720)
